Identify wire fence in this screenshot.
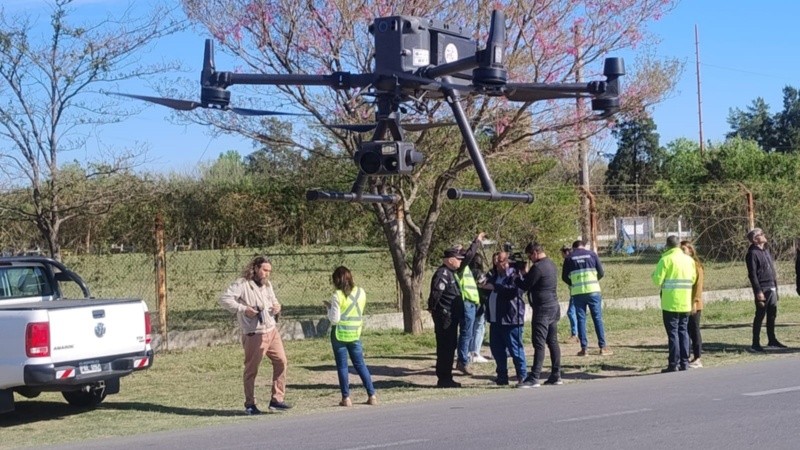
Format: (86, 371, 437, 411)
(25, 181, 800, 335)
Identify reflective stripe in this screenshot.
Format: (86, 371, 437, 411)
(662, 279, 694, 289)
(336, 287, 366, 342)
(569, 268, 601, 295)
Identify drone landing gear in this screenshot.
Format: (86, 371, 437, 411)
(440, 77, 534, 203)
(306, 172, 400, 203)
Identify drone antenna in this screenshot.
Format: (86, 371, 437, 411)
(202, 39, 215, 85)
(473, 10, 508, 86)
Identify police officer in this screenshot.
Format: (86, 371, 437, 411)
(428, 246, 467, 388)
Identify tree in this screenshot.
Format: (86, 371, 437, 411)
(604, 116, 665, 201)
(727, 97, 778, 151)
(727, 86, 800, 153)
(0, 0, 181, 260)
(181, 0, 678, 333)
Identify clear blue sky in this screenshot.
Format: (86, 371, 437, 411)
(8, 0, 800, 172)
(648, 1, 799, 146)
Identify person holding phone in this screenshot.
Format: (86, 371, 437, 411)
(324, 266, 378, 407)
(218, 255, 290, 415)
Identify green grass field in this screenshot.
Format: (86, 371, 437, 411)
(62, 248, 797, 331)
(3, 298, 799, 448)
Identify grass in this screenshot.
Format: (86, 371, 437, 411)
(3, 297, 800, 448)
(61, 248, 796, 331)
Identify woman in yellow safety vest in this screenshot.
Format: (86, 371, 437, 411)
(324, 266, 378, 407)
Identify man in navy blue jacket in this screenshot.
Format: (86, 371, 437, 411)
(482, 251, 527, 386)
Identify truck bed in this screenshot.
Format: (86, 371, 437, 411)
(0, 298, 143, 310)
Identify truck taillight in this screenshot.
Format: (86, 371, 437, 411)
(144, 312, 152, 344)
(26, 322, 50, 357)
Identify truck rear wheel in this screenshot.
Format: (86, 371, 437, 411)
(62, 386, 107, 407)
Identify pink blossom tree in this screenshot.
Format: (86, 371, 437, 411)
(181, 0, 679, 333)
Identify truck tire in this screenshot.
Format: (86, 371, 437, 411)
(62, 387, 107, 408)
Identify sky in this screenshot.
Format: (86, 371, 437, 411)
(5, 0, 800, 173)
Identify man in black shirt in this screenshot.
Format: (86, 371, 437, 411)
(515, 242, 562, 387)
(745, 228, 786, 351)
(427, 246, 466, 388)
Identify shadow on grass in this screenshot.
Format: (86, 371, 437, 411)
(1, 401, 87, 426)
(370, 354, 435, 361)
(302, 363, 435, 378)
(100, 402, 242, 417)
(702, 322, 796, 330)
(561, 363, 645, 381)
(289, 379, 435, 390)
(2, 399, 241, 425)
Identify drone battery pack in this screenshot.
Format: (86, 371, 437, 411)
(371, 15, 475, 82)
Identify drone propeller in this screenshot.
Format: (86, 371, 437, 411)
(328, 122, 455, 133)
(108, 92, 306, 117)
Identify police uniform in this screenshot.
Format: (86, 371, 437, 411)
(428, 247, 465, 387)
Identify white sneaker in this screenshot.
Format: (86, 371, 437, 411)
(688, 359, 703, 369)
(472, 353, 490, 363)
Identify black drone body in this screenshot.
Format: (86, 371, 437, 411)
(115, 10, 624, 204)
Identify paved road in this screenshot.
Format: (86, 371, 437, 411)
(52, 357, 800, 450)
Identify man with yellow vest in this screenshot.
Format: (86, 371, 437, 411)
(454, 232, 486, 376)
(325, 266, 377, 406)
(652, 235, 697, 373)
(561, 240, 612, 356)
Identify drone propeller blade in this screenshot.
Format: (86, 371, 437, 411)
(401, 122, 456, 131)
(329, 124, 378, 133)
(228, 107, 308, 117)
(328, 122, 456, 133)
(109, 92, 202, 111)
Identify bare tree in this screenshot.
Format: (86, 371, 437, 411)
(181, 0, 679, 333)
(0, 0, 182, 260)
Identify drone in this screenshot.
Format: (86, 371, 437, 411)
(114, 10, 623, 204)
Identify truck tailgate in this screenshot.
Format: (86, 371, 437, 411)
(47, 299, 148, 363)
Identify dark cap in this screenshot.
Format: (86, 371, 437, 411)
(443, 246, 465, 259)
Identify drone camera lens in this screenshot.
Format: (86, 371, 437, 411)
(358, 152, 382, 175)
(383, 156, 399, 171)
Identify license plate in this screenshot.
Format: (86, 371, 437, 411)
(79, 362, 101, 374)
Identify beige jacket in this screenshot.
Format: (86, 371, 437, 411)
(219, 278, 280, 334)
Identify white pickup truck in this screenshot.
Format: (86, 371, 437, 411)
(0, 257, 153, 414)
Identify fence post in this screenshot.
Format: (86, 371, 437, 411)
(580, 186, 598, 251)
(154, 213, 168, 350)
(737, 182, 755, 230)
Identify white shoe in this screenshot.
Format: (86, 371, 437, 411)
(472, 353, 490, 363)
(688, 359, 703, 369)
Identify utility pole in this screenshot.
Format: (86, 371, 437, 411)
(575, 28, 592, 250)
(695, 24, 705, 156)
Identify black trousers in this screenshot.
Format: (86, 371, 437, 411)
(434, 319, 458, 383)
(688, 310, 702, 359)
(662, 310, 690, 369)
(530, 307, 561, 381)
(753, 288, 778, 346)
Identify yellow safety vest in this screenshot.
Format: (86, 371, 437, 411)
(569, 268, 601, 296)
(652, 248, 696, 312)
(457, 268, 481, 304)
(335, 287, 366, 342)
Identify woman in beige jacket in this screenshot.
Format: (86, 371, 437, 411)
(681, 241, 704, 368)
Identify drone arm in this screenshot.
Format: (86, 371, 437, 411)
(306, 190, 399, 203)
(218, 72, 373, 89)
(421, 56, 479, 80)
